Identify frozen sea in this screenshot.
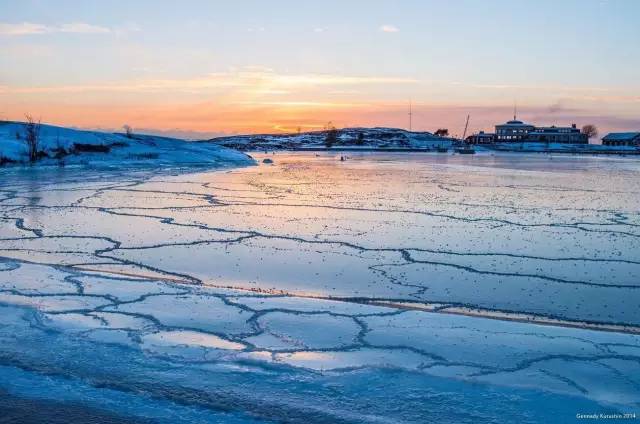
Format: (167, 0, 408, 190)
(0, 152, 639, 423)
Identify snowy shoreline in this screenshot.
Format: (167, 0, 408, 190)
(0, 121, 255, 169)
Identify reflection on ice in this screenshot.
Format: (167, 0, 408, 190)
(275, 348, 431, 371)
(1, 152, 639, 422)
(143, 330, 246, 350)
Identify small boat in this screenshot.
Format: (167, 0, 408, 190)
(454, 145, 476, 154)
(453, 114, 475, 154)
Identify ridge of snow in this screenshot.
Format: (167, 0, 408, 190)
(0, 121, 254, 167)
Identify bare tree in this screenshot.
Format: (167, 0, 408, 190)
(325, 126, 338, 148)
(123, 124, 134, 139)
(24, 114, 41, 163)
(582, 124, 598, 140)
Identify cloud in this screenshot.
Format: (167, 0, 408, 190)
(232, 100, 361, 108)
(268, 73, 417, 86)
(459, 82, 611, 93)
(0, 22, 49, 35)
(446, 81, 640, 104)
(0, 69, 417, 95)
(380, 24, 399, 33)
(0, 22, 115, 36)
(58, 23, 111, 34)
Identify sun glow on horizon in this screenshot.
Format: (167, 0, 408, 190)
(1, 0, 638, 137)
(2, 67, 637, 137)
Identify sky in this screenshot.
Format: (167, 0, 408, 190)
(1, 0, 639, 138)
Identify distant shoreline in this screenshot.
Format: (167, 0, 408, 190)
(253, 146, 640, 155)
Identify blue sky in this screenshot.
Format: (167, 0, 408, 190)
(1, 0, 638, 136)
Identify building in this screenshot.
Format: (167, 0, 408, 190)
(602, 132, 640, 146)
(495, 118, 535, 142)
(527, 124, 588, 144)
(466, 131, 495, 144)
(494, 115, 588, 144)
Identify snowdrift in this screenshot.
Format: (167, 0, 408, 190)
(0, 121, 254, 167)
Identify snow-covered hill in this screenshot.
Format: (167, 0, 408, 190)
(208, 127, 455, 151)
(0, 121, 254, 167)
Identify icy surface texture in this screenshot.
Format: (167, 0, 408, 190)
(0, 152, 638, 422)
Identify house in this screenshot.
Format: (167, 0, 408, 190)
(495, 118, 535, 142)
(466, 131, 495, 144)
(527, 124, 587, 144)
(602, 132, 640, 146)
(494, 115, 588, 144)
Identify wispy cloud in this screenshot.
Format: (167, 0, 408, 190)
(0, 22, 133, 36)
(452, 81, 614, 93)
(448, 81, 640, 105)
(0, 22, 49, 35)
(268, 73, 416, 86)
(232, 100, 362, 108)
(379, 24, 399, 33)
(0, 69, 417, 95)
(58, 23, 111, 34)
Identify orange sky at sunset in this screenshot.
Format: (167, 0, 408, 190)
(3, 68, 638, 139)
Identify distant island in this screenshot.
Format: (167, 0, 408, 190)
(208, 127, 456, 151)
(207, 125, 640, 155)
